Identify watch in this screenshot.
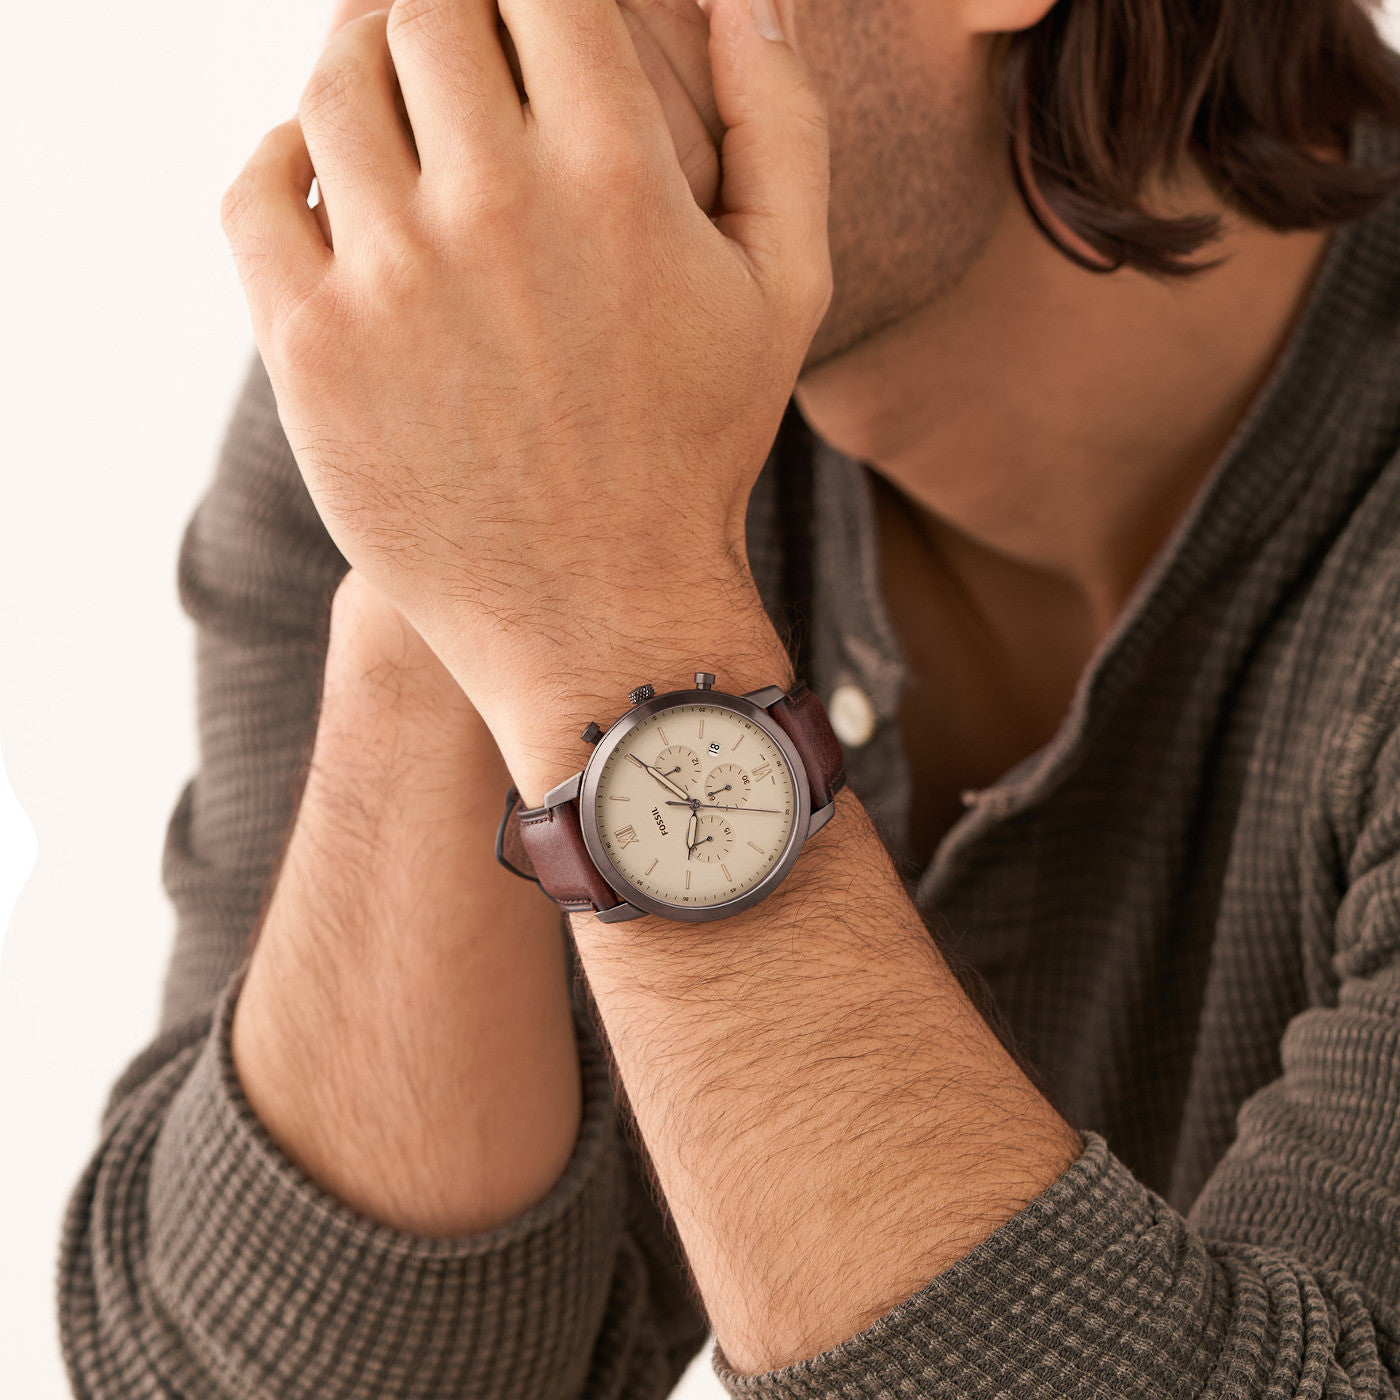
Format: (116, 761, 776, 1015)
(496, 672, 846, 922)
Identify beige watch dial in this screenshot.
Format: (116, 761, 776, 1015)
(593, 703, 797, 908)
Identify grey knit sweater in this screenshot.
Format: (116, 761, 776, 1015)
(59, 127, 1400, 1399)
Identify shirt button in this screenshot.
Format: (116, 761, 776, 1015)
(828, 683, 877, 748)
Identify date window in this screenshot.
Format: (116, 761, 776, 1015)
(707, 740, 721, 756)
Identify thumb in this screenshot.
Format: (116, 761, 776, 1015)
(702, 0, 831, 310)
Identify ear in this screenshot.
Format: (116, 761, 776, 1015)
(960, 0, 1057, 35)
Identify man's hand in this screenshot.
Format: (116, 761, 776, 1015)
(327, 0, 723, 210)
(223, 0, 829, 799)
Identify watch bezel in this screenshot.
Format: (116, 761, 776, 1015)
(579, 686, 812, 922)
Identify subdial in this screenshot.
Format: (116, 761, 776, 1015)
(654, 745, 702, 791)
(688, 814, 734, 864)
(703, 763, 752, 806)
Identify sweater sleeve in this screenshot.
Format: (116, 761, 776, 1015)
(56, 356, 709, 1400)
(709, 691, 1400, 1399)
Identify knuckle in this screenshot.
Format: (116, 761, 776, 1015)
(385, 0, 452, 44)
(569, 127, 650, 200)
(363, 230, 432, 301)
(299, 56, 364, 123)
(438, 162, 528, 238)
(219, 172, 258, 236)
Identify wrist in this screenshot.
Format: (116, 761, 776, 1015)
(447, 597, 795, 807)
(498, 646, 794, 807)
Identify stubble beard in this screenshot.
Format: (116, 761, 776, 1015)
(796, 7, 1007, 373)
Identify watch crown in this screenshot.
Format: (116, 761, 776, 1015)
(580, 721, 603, 744)
(694, 672, 715, 691)
(628, 683, 656, 706)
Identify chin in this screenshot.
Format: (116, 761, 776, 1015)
(792, 0, 1009, 377)
(802, 138, 1005, 374)
(801, 205, 998, 375)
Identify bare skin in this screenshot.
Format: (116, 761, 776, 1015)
(233, 572, 581, 1236)
(224, 0, 1330, 1378)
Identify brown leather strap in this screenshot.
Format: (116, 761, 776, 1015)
(767, 681, 846, 810)
(496, 788, 625, 914)
(496, 682, 845, 912)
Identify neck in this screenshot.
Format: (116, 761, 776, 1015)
(795, 188, 1330, 637)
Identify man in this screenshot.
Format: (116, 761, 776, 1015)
(58, 0, 1400, 1394)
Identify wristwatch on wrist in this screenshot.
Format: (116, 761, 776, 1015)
(496, 672, 846, 922)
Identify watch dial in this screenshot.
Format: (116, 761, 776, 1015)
(592, 703, 798, 908)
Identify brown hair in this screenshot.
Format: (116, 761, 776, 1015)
(1002, 0, 1400, 274)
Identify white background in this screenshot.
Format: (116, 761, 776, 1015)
(3, 4, 1399, 1396)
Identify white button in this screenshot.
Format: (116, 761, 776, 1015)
(828, 683, 877, 748)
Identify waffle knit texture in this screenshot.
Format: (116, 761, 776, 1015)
(60, 127, 1400, 1398)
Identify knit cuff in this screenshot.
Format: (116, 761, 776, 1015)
(712, 1132, 1230, 1400)
(146, 975, 626, 1400)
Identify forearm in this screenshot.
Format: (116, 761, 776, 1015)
(479, 614, 1082, 1376)
(574, 790, 1081, 1373)
(232, 579, 583, 1237)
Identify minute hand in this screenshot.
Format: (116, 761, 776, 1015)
(664, 801, 785, 815)
(627, 754, 691, 801)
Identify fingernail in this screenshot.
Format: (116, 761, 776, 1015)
(750, 0, 785, 41)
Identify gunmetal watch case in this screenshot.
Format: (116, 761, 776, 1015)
(497, 675, 845, 923)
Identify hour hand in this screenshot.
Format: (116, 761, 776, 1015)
(685, 808, 699, 857)
(628, 753, 691, 800)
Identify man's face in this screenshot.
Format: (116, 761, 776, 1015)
(790, 0, 1011, 368)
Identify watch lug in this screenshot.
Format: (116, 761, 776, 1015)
(807, 798, 837, 838)
(541, 772, 583, 809)
(742, 685, 787, 708)
(591, 899, 648, 923)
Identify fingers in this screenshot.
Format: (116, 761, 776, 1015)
(620, 7, 719, 209)
(299, 10, 418, 242)
(221, 120, 330, 332)
(618, 0, 721, 143)
(325, 0, 392, 36)
(496, 0, 654, 133)
(703, 0, 830, 315)
(385, 0, 522, 173)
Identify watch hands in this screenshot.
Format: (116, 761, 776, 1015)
(685, 809, 698, 859)
(664, 801, 783, 815)
(627, 753, 691, 801)
(706, 784, 733, 801)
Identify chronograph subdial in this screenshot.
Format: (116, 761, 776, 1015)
(653, 745, 702, 792)
(687, 814, 734, 864)
(703, 763, 752, 806)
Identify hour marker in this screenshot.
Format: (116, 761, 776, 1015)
(685, 870, 691, 890)
(752, 763, 772, 782)
(747, 841, 765, 855)
(658, 727, 670, 745)
(644, 859, 658, 875)
(698, 719, 704, 739)
(616, 825, 639, 848)
(609, 795, 630, 801)
(731, 734, 745, 752)
(721, 864, 732, 882)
